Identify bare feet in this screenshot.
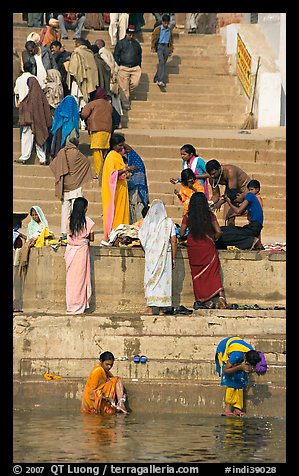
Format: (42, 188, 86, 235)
(217, 297, 227, 309)
(233, 408, 247, 416)
(116, 401, 128, 413)
(145, 307, 153, 315)
(116, 395, 128, 413)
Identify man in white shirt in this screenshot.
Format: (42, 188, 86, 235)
(14, 62, 34, 105)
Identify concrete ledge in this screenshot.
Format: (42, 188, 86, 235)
(13, 378, 286, 417)
(17, 246, 286, 313)
(19, 357, 286, 383)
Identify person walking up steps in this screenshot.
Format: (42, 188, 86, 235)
(151, 13, 174, 88)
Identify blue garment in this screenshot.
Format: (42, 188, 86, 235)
(50, 95, 80, 149)
(245, 192, 263, 225)
(158, 25, 170, 44)
(127, 149, 149, 208)
(215, 336, 253, 389)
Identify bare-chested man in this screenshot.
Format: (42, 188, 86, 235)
(206, 159, 251, 225)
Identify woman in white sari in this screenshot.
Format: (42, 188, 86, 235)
(26, 205, 48, 241)
(138, 199, 177, 315)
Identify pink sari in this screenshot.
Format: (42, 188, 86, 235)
(64, 216, 95, 314)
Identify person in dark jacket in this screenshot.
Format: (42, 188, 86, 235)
(114, 25, 142, 110)
(50, 41, 71, 96)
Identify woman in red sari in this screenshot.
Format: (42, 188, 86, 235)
(180, 192, 227, 309)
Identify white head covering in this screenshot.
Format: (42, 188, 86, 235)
(27, 205, 48, 239)
(27, 32, 41, 43)
(138, 199, 174, 307)
(49, 18, 59, 27)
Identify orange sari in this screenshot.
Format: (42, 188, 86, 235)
(80, 365, 119, 414)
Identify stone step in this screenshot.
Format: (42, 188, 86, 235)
(12, 185, 286, 214)
(125, 105, 243, 119)
(12, 142, 286, 166)
(139, 73, 238, 86)
(133, 64, 231, 75)
(14, 128, 285, 151)
(12, 197, 285, 230)
(13, 377, 286, 416)
(130, 101, 247, 114)
(121, 130, 286, 150)
(132, 91, 244, 102)
(13, 24, 225, 45)
(12, 199, 102, 219)
(132, 82, 239, 94)
(13, 167, 285, 192)
(12, 163, 285, 197)
(126, 119, 246, 130)
(19, 357, 285, 383)
(13, 35, 225, 56)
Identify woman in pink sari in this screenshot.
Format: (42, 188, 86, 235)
(64, 197, 95, 314)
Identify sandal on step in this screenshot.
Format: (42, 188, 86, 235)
(205, 300, 216, 309)
(140, 355, 148, 363)
(133, 355, 141, 363)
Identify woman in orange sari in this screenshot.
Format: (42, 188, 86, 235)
(101, 133, 137, 240)
(80, 351, 127, 414)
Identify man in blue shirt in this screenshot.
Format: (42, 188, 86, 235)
(151, 14, 174, 87)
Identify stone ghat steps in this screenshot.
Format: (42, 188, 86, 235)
(13, 178, 286, 213)
(12, 149, 286, 172)
(13, 179, 285, 204)
(14, 312, 286, 387)
(125, 119, 245, 130)
(139, 72, 238, 86)
(130, 101, 247, 114)
(12, 23, 226, 45)
(121, 130, 286, 150)
(13, 377, 286, 416)
(12, 189, 286, 218)
(14, 312, 286, 366)
(132, 91, 245, 102)
(13, 23, 248, 130)
(128, 82, 241, 94)
(19, 357, 285, 384)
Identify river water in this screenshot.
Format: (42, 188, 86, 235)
(13, 408, 285, 464)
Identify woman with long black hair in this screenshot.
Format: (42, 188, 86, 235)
(179, 192, 227, 309)
(64, 197, 95, 314)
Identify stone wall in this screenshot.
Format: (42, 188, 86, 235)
(14, 246, 286, 313)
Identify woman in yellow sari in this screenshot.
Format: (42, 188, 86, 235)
(101, 133, 137, 240)
(80, 351, 127, 414)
